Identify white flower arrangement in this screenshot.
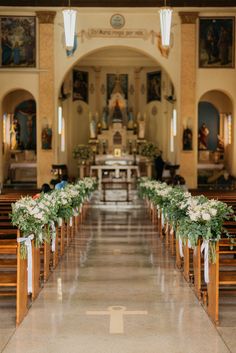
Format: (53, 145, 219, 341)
(139, 178, 234, 261)
(11, 178, 97, 254)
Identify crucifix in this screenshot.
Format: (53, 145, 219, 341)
(86, 305, 148, 334)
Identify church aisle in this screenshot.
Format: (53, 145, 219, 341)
(1, 207, 232, 353)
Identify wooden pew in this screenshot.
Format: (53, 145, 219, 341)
(207, 238, 236, 324)
(0, 233, 28, 325)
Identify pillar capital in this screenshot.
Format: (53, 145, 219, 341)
(36, 11, 56, 24)
(179, 12, 199, 24)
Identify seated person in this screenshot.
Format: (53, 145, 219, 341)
(33, 183, 51, 199)
(55, 175, 68, 190)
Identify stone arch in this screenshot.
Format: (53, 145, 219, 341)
(56, 44, 177, 99)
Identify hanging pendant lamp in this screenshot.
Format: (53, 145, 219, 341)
(159, 0, 172, 47)
(62, 0, 77, 50)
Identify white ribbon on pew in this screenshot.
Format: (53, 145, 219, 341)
(170, 227, 174, 235)
(50, 221, 56, 252)
(179, 238, 184, 258)
(17, 234, 34, 294)
(201, 240, 209, 284)
(69, 217, 73, 227)
(161, 210, 165, 227)
(73, 207, 79, 217)
(58, 218, 62, 227)
(188, 239, 192, 249)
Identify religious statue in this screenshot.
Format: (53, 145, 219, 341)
(101, 107, 109, 130)
(127, 108, 134, 130)
(217, 135, 224, 151)
(42, 125, 52, 150)
(198, 123, 209, 150)
(112, 99, 123, 123)
(183, 127, 193, 151)
(138, 113, 146, 139)
(89, 113, 97, 139)
(10, 119, 20, 150)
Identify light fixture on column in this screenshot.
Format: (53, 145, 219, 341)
(159, 0, 173, 47)
(62, 0, 77, 50)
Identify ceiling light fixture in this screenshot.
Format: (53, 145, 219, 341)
(62, 0, 77, 50)
(159, 0, 173, 47)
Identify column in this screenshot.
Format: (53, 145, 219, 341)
(94, 67, 101, 116)
(178, 12, 198, 189)
(134, 67, 142, 116)
(36, 11, 56, 187)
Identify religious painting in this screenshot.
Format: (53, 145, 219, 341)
(147, 71, 161, 103)
(107, 74, 128, 102)
(73, 70, 89, 103)
(199, 17, 235, 68)
(0, 16, 36, 68)
(42, 125, 52, 150)
(13, 99, 36, 150)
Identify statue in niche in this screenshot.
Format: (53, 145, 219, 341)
(127, 108, 134, 130)
(89, 113, 97, 139)
(101, 107, 109, 130)
(10, 118, 20, 150)
(112, 99, 123, 123)
(138, 114, 146, 139)
(198, 123, 209, 150)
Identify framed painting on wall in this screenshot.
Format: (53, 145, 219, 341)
(199, 17, 235, 68)
(147, 71, 161, 103)
(107, 74, 128, 102)
(0, 16, 36, 68)
(73, 70, 89, 103)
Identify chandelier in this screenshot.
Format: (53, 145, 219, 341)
(159, 0, 173, 47)
(62, 0, 77, 50)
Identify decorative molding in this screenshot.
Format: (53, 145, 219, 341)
(151, 106, 158, 116)
(89, 83, 95, 94)
(36, 11, 56, 24)
(129, 84, 135, 95)
(179, 12, 199, 24)
(141, 84, 146, 95)
(77, 105, 83, 114)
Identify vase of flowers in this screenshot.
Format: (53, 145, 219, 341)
(73, 144, 93, 165)
(140, 142, 159, 160)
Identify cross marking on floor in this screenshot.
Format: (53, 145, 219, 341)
(86, 306, 148, 334)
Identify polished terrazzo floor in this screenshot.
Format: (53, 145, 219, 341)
(0, 205, 235, 353)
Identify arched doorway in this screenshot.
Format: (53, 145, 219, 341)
(56, 46, 177, 180)
(2, 89, 37, 186)
(198, 90, 233, 189)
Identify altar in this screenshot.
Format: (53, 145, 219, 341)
(90, 164, 140, 191)
(86, 75, 150, 188)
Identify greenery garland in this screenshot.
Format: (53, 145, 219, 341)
(11, 177, 97, 257)
(139, 178, 234, 262)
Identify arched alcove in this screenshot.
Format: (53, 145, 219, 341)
(198, 90, 233, 188)
(2, 89, 37, 185)
(57, 46, 177, 178)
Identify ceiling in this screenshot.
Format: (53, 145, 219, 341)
(1, 0, 236, 7)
